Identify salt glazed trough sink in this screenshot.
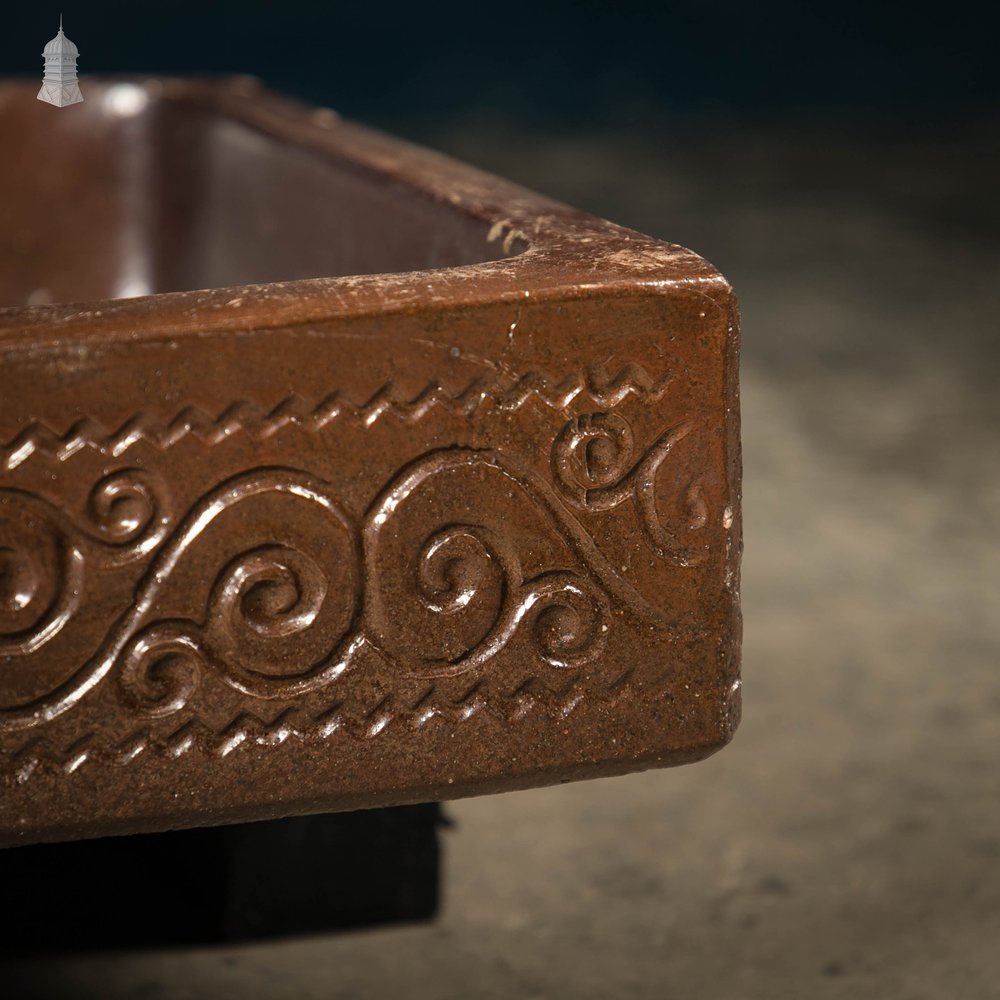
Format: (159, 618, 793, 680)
(0, 78, 742, 846)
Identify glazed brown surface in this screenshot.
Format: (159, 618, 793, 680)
(0, 78, 741, 846)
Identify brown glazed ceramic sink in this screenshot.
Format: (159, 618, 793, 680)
(0, 78, 741, 846)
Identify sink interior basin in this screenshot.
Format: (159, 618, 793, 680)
(0, 79, 508, 308)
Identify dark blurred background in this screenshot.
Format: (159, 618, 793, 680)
(3, 5, 999, 999)
(3, 1, 999, 126)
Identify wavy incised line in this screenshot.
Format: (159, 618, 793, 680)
(0, 473, 169, 655)
(365, 447, 694, 638)
(1, 441, 689, 736)
(1, 364, 672, 470)
(5, 674, 593, 784)
(0, 468, 360, 732)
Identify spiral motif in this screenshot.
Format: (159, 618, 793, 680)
(0, 496, 83, 658)
(214, 545, 327, 640)
(2, 450, 645, 730)
(416, 526, 508, 615)
(378, 519, 510, 673)
(119, 537, 355, 712)
(120, 624, 203, 718)
(83, 469, 169, 562)
(365, 451, 544, 674)
(108, 471, 363, 715)
(525, 572, 609, 668)
(552, 412, 636, 506)
(362, 450, 621, 678)
(552, 413, 706, 566)
(378, 539, 607, 677)
(201, 542, 360, 697)
(0, 469, 168, 663)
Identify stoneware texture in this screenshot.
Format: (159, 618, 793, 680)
(0, 78, 741, 846)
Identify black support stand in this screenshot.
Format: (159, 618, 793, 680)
(1, 805, 443, 952)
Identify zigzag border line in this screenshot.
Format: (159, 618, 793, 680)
(1, 364, 671, 471)
(4, 672, 634, 786)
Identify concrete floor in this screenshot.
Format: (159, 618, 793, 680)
(6, 118, 999, 998)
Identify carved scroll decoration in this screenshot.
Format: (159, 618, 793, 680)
(551, 413, 708, 566)
(1, 403, 706, 758)
(1, 469, 169, 662)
